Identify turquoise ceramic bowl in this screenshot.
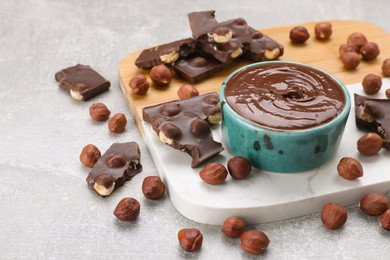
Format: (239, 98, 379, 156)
(220, 61, 351, 173)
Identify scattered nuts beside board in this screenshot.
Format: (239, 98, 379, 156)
(79, 144, 101, 168)
(178, 228, 203, 252)
(222, 216, 246, 238)
(113, 197, 141, 221)
(379, 209, 390, 231)
(142, 176, 165, 200)
(108, 113, 127, 133)
(321, 202, 348, 229)
(240, 230, 270, 255)
(89, 102, 111, 121)
(359, 193, 390, 216)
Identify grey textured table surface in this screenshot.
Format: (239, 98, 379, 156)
(1, 0, 390, 259)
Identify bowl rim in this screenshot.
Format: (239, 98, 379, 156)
(220, 61, 351, 135)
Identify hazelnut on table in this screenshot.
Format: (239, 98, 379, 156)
(79, 144, 101, 168)
(177, 84, 199, 100)
(347, 32, 368, 48)
(359, 193, 390, 216)
(113, 197, 140, 221)
(199, 162, 228, 185)
(142, 176, 165, 200)
(321, 202, 348, 229)
(379, 209, 390, 231)
(382, 58, 390, 77)
(177, 228, 203, 252)
(108, 113, 127, 133)
(129, 74, 149, 95)
(360, 42, 380, 60)
(357, 132, 383, 156)
(150, 64, 172, 87)
(314, 22, 332, 40)
(341, 52, 360, 70)
(362, 74, 382, 95)
(240, 230, 270, 255)
(337, 157, 364, 180)
(289, 26, 310, 44)
(222, 216, 246, 238)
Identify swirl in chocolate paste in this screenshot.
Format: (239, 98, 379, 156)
(225, 63, 345, 130)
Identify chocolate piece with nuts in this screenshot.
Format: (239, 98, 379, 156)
(55, 64, 110, 101)
(243, 27, 284, 61)
(354, 93, 390, 149)
(142, 93, 223, 168)
(321, 202, 348, 229)
(134, 38, 196, 69)
(86, 142, 142, 197)
(188, 10, 219, 38)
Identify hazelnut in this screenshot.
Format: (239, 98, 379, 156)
(177, 228, 203, 252)
(113, 197, 140, 221)
(177, 84, 199, 100)
(93, 175, 115, 196)
(150, 64, 172, 87)
(227, 156, 252, 180)
(357, 132, 383, 156)
(314, 22, 332, 40)
(337, 157, 364, 180)
(142, 176, 165, 200)
(341, 52, 360, 70)
(289, 26, 310, 44)
(360, 42, 380, 60)
(159, 48, 179, 64)
(89, 103, 110, 121)
(339, 43, 359, 56)
(212, 26, 233, 43)
(240, 230, 270, 255)
(159, 123, 181, 144)
(379, 209, 390, 231)
(363, 101, 384, 120)
(386, 88, 390, 99)
(382, 58, 390, 77)
(106, 155, 127, 168)
(199, 162, 228, 185)
(347, 32, 368, 48)
(79, 144, 101, 168)
(362, 74, 382, 95)
(359, 193, 390, 216)
(129, 74, 149, 95)
(222, 216, 246, 238)
(321, 202, 348, 229)
(108, 113, 127, 133)
(190, 118, 210, 138)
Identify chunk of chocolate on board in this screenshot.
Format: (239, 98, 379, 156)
(142, 93, 223, 168)
(55, 64, 110, 101)
(86, 142, 142, 197)
(354, 93, 390, 149)
(135, 38, 196, 69)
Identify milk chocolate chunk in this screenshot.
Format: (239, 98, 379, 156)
(354, 94, 390, 149)
(135, 38, 196, 69)
(143, 93, 223, 168)
(86, 142, 142, 197)
(188, 10, 219, 38)
(55, 64, 110, 101)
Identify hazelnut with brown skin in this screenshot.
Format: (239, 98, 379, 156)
(240, 230, 270, 255)
(142, 176, 165, 200)
(89, 103, 110, 121)
(227, 156, 252, 180)
(113, 197, 140, 221)
(177, 228, 203, 252)
(379, 209, 390, 231)
(339, 43, 359, 56)
(341, 51, 360, 70)
(222, 217, 246, 238)
(337, 157, 364, 180)
(386, 89, 390, 99)
(314, 22, 332, 40)
(289, 26, 310, 44)
(362, 74, 382, 95)
(347, 32, 368, 48)
(129, 74, 149, 95)
(382, 58, 390, 77)
(177, 84, 199, 100)
(357, 132, 383, 156)
(321, 202, 348, 229)
(359, 193, 390, 216)
(199, 162, 228, 185)
(360, 42, 380, 60)
(80, 144, 101, 168)
(150, 64, 172, 87)
(108, 113, 127, 133)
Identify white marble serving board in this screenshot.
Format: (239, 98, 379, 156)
(142, 80, 390, 225)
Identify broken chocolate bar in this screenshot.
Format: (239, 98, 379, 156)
(86, 142, 142, 197)
(135, 38, 196, 69)
(143, 93, 223, 168)
(355, 93, 390, 149)
(188, 10, 219, 38)
(55, 64, 110, 101)
(244, 27, 284, 61)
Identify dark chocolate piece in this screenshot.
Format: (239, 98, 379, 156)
(135, 38, 196, 69)
(142, 93, 223, 168)
(188, 10, 219, 38)
(354, 94, 390, 149)
(243, 27, 284, 61)
(55, 64, 110, 101)
(172, 53, 231, 83)
(86, 142, 142, 196)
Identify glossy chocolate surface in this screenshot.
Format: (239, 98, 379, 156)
(224, 63, 345, 130)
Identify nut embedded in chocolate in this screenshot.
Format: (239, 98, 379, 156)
(321, 202, 348, 229)
(159, 123, 182, 144)
(314, 22, 332, 40)
(360, 42, 380, 60)
(142, 176, 165, 200)
(159, 48, 180, 64)
(362, 74, 382, 95)
(363, 101, 384, 120)
(113, 197, 140, 221)
(227, 156, 252, 180)
(382, 58, 390, 77)
(80, 144, 101, 168)
(289, 26, 310, 44)
(106, 155, 127, 168)
(178, 228, 203, 252)
(108, 113, 127, 133)
(94, 175, 116, 196)
(129, 74, 150, 95)
(212, 26, 233, 43)
(347, 32, 368, 48)
(337, 157, 364, 180)
(190, 118, 211, 137)
(150, 64, 172, 87)
(89, 103, 111, 121)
